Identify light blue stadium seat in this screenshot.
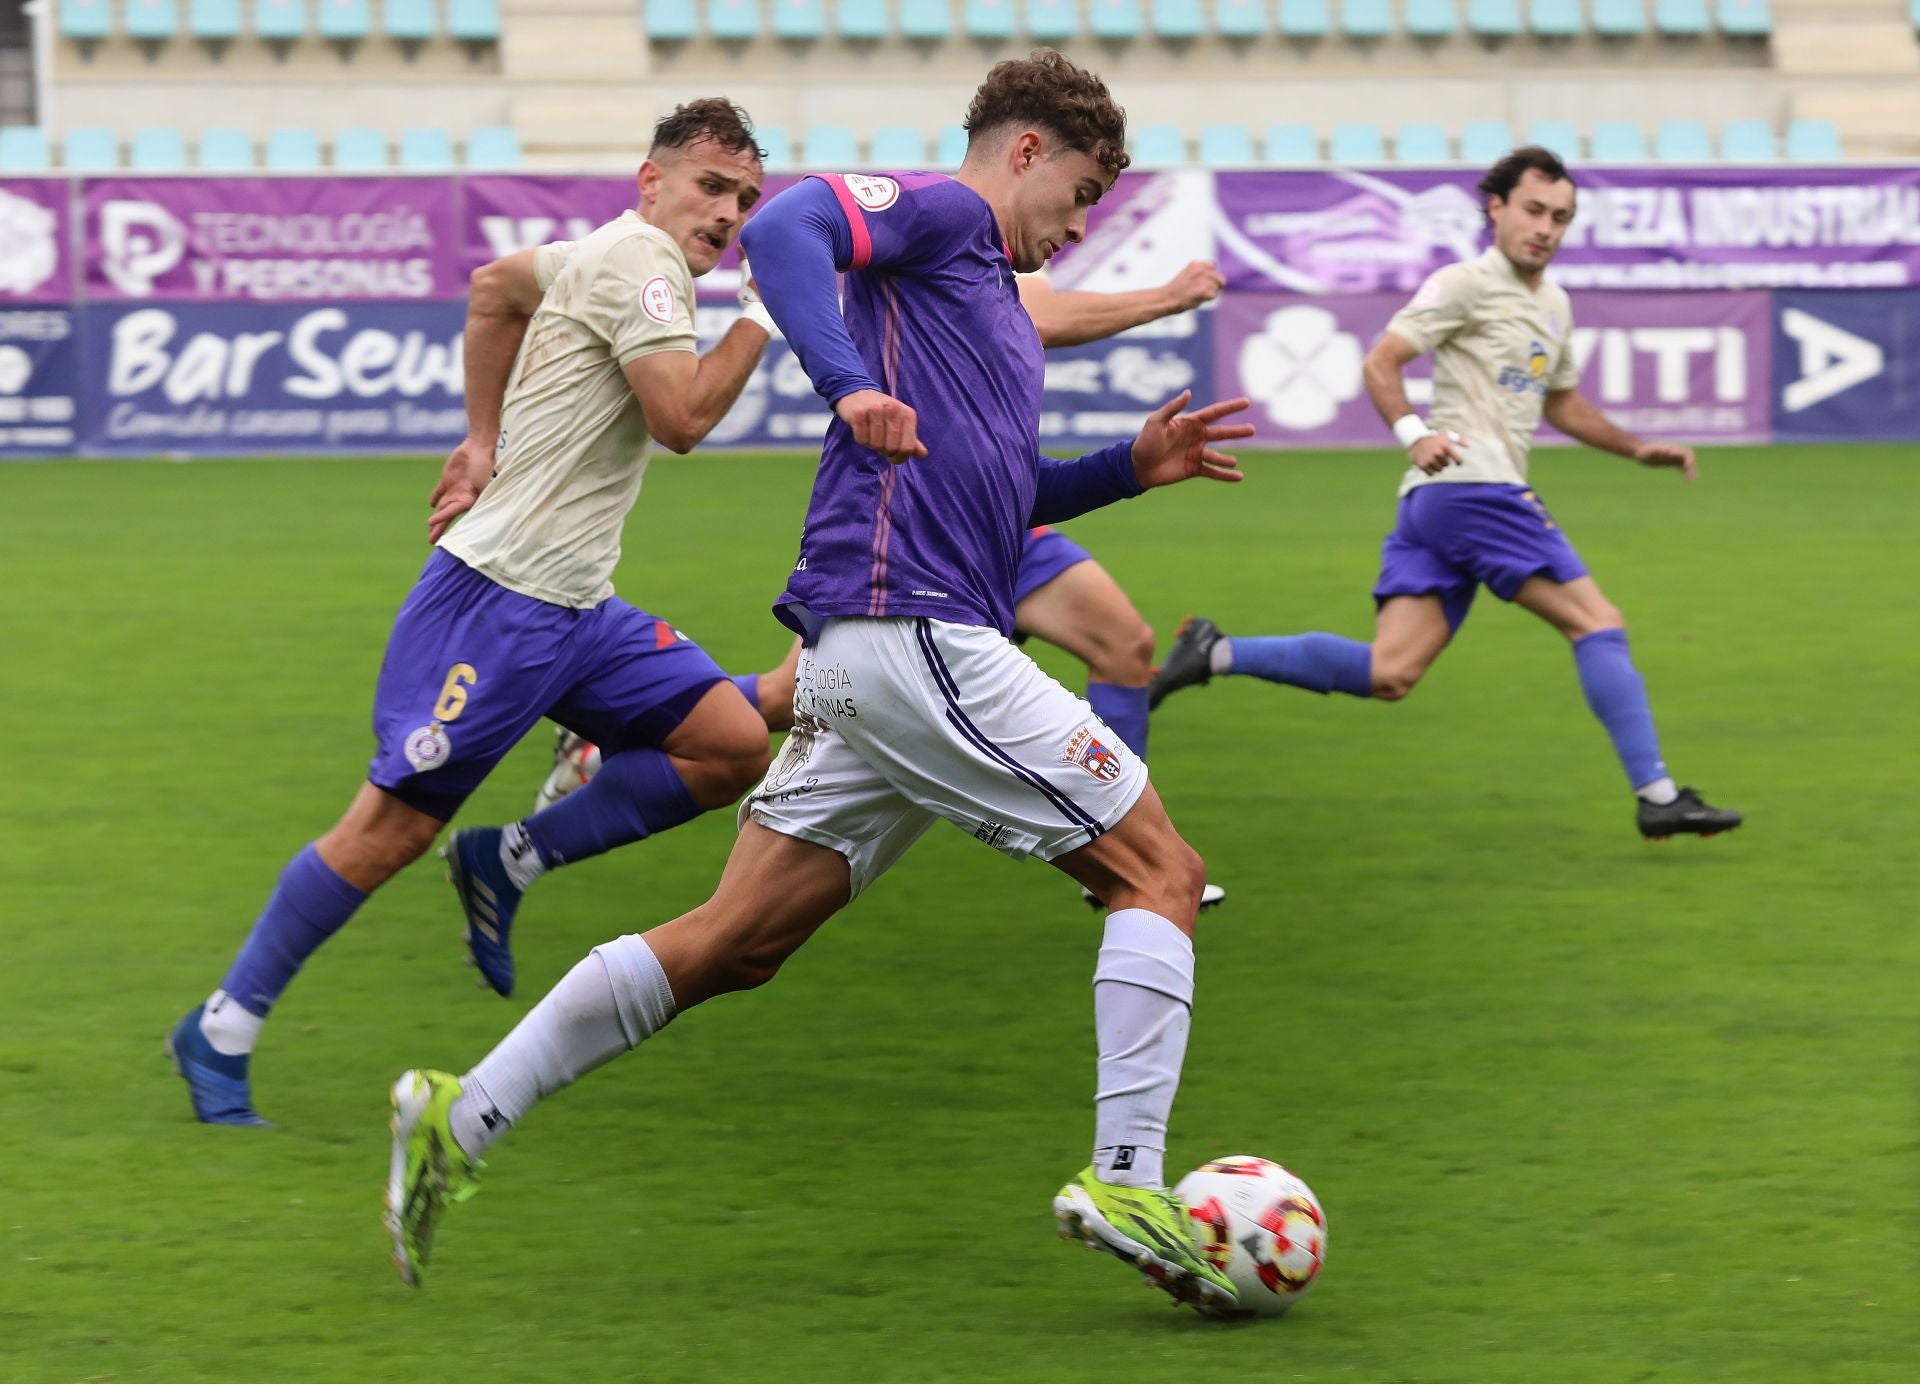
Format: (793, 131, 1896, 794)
(1591, 0, 1646, 36)
(189, 0, 244, 39)
(197, 127, 255, 169)
(265, 127, 322, 169)
(870, 126, 926, 166)
(1394, 121, 1451, 162)
(934, 124, 970, 167)
(1719, 120, 1775, 161)
(1459, 119, 1514, 163)
(802, 124, 859, 167)
(709, 0, 761, 39)
(465, 126, 522, 168)
(1027, 0, 1080, 38)
(1199, 122, 1257, 165)
(131, 128, 188, 170)
(1717, 0, 1769, 34)
(383, 0, 436, 39)
(125, 0, 181, 39)
(754, 125, 793, 166)
(770, 0, 825, 38)
(1654, 118, 1711, 161)
(1404, 0, 1458, 38)
(63, 127, 120, 171)
(1279, 0, 1331, 36)
(254, 0, 309, 41)
(1151, 0, 1205, 38)
(1330, 122, 1385, 164)
(0, 127, 52, 172)
(60, 0, 113, 40)
(1468, 0, 1521, 36)
(1089, 0, 1144, 37)
(1339, 0, 1391, 38)
(447, 0, 500, 39)
(1525, 119, 1579, 159)
(1587, 120, 1647, 160)
(333, 127, 391, 169)
(1784, 117, 1839, 161)
(1130, 124, 1189, 167)
(1264, 121, 1319, 162)
(963, 0, 1016, 38)
(400, 127, 456, 168)
(899, 0, 953, 39)
(1215, 0, 1269, 37)
(836, 0, 886, 37)
(318, 0, 372, 39)
(1527, 0, 1580, 35)
(643, 0, 698, 40)
(1653, 0, 1708, 34)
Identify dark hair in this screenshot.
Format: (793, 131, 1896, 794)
(963, 48, 1130, 179)
(650, 98, 764, 163)
(1477, 145, 1574, 214)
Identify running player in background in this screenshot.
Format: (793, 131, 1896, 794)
(166, 102, 776, 1126)
(386, 51, 1253, 1309)
(1151, 146, 1742, 842)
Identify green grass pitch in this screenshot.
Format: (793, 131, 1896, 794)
(1, 447, 1914, 1382)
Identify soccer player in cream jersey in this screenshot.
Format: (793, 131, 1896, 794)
(1153, 146, 1742, 841)
(385, 51, 1255, 1310)
(166, 101, 779, 1126)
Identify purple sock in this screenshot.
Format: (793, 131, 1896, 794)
(219, 843, 368, 1017)
(522, 747, 701, 869)
(1086, 681, 1150, 760)
(1226, 634, 1373, 697)
(729, 673, 760, 712)
(1572, 628, 1668, 791)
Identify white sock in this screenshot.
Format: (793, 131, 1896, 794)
(199, 989, 264, 1056)
(1091, 909, 1195, 1189)
(1208, 639, 1234, 676)
(448, 933, 677, 1158)
(1636, 776, 1679, 805)
(500, 823, 547, 889)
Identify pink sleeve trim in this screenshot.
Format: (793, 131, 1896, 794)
(815, 174, 874, 270)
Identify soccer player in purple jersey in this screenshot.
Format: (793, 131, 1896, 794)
(167, 102, 780, 1127)
(385, 52, 1255, 1309)
(1151, 147, 1742, 841)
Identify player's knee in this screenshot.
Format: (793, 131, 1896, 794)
(1174, 841, 1207, 914)
(1371, 667, 1419, 702)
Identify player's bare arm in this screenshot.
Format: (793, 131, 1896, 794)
(1018, 259, 1224, 348)
(1364, 331, 1464, 476)
(1544, 388, 1698, 481)
(623, 316, 771, 454)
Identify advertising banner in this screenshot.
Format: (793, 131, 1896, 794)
(1770, 289, 1920, 442)
(0, 306, 78, 456)
(0, 179, 72, 306)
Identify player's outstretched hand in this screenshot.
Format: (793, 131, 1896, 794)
(1163, 260, 1226, 314)
(427, 436, 495, 544)
(1409, 432, 1466, 475)
(1130, 390, 1254, 491)
(1635, 441, 1698, 482)
(836, 388, 928, 463)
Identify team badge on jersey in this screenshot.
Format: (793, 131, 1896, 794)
(841, 174, 901, 212)
(641, 275, 676, 324)
(1528, 338, 1548, 378)
(403, 722, 453, 773)
(1061, 726, 1124, 783)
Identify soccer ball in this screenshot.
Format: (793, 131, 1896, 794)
(1174, 1155, 1327, 1317)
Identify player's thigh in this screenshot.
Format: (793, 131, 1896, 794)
(1371, 595, 1456, 698)
(1049, 779, 1207, 932)
(1372, 504, 1476, 653)
(1513, 574, 1625, 640)
(548, 599, 732, 755)
(1014, 558, 1155, 685)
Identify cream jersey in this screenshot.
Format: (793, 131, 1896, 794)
(1385, 247, 1580, 497)
(438, 212, 697, 608)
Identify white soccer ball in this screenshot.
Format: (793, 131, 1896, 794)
(1174, 1155, 1327, 1317)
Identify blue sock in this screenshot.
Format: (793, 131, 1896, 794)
(219, 843, 367, 1017)
(1087, 681, 1150, 760)
(1225, 634, 1373, 697)
(522, 747, 701, 869)
(1572, 628, 1668, 791)
(730, 673, 760, 712)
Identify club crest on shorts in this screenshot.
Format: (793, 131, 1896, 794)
(404, 722, 452, 773)
(1061, 726, 1124, 783)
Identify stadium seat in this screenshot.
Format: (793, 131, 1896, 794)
(899, 0, 953, 39)
(1459, 120, 1514, 163)
(197, 126, 256, 169)
(1338, 0, 1390, 39)
(1027, 0, 1080, 39)
(1784, 117, 1839, 161)
(1151, 0, 1205, 38)
(1654, 118, 1711, 161)
(254, 0, 309, 41)
(870, 126, 926, 166)
(131, 128, 188, 170)
(1279, 0, 1332, 37)
(59, 0, 113, 41)
(1468, 0, 1520, 35)
(189, 0, 244, 40)
(1653, 0, 1708, 34)
(1089, 0, 1144, 38)
(754, 125, 793, 167)
(0, 126, 52, 172)
(1330, 122, 1385, 164)
(801, 124, 859, 167)
(1129, 124, 1189, 167)
(318, 0, 372, 40)
(63, 127, 120, 171)
(333, 127, 391, 169)
(1215, 0, 1270, 38)
(400, 127, 456, 168)
(934, 124, 970, 167)
(1264, 122, 1319, 162)
(1527, 0, 1580, 36)
(963, 0, 1016, 39)
(1199, 123, 1257, 165)
(1591, 0, 1646, 36)
(643, 0, 698, 41)
(1717, 0, 1769, 35)
(836, 0, 886, 38)
(447, 0, 500, 39)
(1525, 119, 1580, 159)
(465, 125, 521, 167)
(383, 0, 437, 40)
(265, 126, 322, 169)
(1395, 121, 1451, 163)
(125, 0, 181, 40)
(1588, 120, 1647, 160)
(770, 0, 825, 37)
(1719, 120, 1775, 162)
(1404, 0, 1459, 38)
(709, 0, 761, 39)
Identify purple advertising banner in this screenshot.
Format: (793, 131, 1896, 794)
(1216, 289, 1770, 449)
(0, 179, 71, 305)
(81, 177, 463, 302)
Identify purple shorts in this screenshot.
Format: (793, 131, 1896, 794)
(1015, 526, 1094, 607)
(1373, 483, 1589, 632)
(367, 550, 727, 820)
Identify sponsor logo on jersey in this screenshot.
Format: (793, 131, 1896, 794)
(641, 275, 676, 324)
(1061, 726, 1124, 783)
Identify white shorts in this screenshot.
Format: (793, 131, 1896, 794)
(741, 617, 1149, 897)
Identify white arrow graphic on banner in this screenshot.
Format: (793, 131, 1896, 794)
(1780, 309, 1884, 413)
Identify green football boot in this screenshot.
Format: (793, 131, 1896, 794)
(1053, 1164, 1238, 1311)
(384, 1069, 482, 1287)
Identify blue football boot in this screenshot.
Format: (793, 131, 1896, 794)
(167, 1007, 270, 1127)
(443, 826, 521, 998)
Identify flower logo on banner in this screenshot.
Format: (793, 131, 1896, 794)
(1238, 305, 1364, 431)
(0, 189, 58, 296)
(0, 344, 31, 394)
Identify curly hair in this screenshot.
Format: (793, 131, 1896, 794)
(1477, 145, 1575, 212)
(962, 49, 1130, 179)
(649, 98, 765, 163)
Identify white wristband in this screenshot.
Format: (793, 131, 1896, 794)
(740, 301, 775, 335)
(1393, 414, 1435, 450)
